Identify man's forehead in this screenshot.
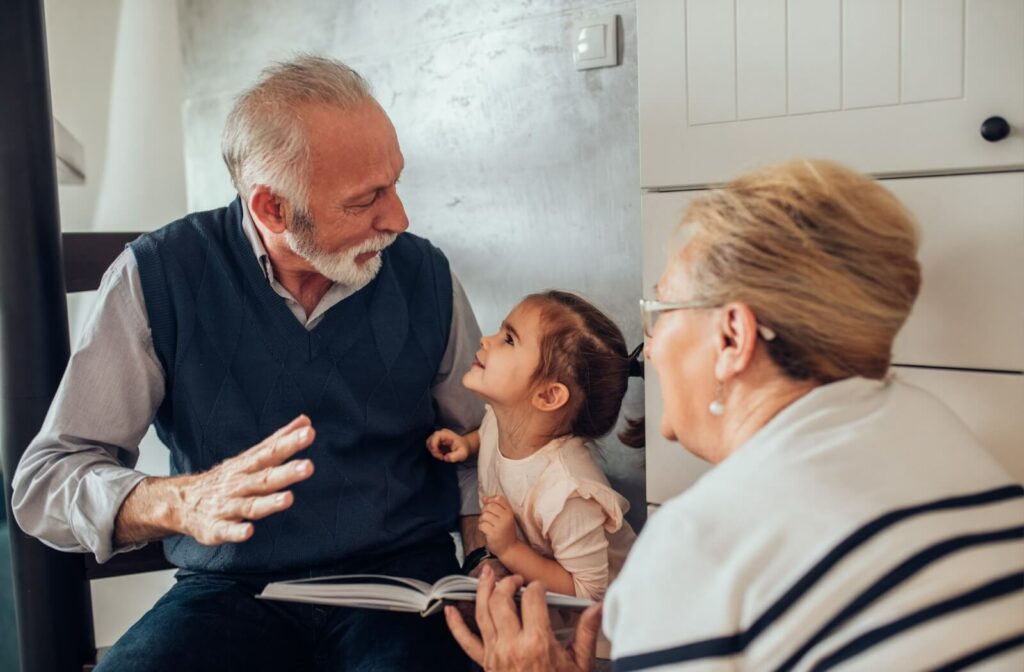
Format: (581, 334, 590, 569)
(302, 103, 404, 191)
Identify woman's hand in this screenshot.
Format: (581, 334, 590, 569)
(480, 495, 518, 556)
(426, 429, 473, 463)
(444, 564, 602, 672)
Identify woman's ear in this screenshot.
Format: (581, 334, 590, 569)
(532, 382, 570, 413)
(249, 186, 289, 234)
(713, 302, 760, 383)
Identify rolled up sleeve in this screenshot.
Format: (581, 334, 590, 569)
(432, 272, 485, 516)
(11, 248, 164, 563)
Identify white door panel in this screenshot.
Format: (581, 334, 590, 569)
(889, 173, 1024, 371)
(638, 0, 1024, 188)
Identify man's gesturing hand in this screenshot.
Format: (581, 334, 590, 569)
(114, 415, 316, 547)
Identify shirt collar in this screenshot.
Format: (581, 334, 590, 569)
(240, 200, 276, 282)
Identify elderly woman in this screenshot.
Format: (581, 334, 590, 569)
(445, 160, 1024, 671)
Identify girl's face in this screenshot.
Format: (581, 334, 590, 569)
(463, 301, 546, 407)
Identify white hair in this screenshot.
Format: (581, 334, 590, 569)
(221, 55, 374, 212)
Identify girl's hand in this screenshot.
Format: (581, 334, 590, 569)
(480, 495, 518, 556)
(426, 429, 471, 463)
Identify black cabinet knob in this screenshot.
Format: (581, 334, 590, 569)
(980, 116, 1010, 142)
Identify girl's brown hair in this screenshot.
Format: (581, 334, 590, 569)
(524, 291, 644, 448)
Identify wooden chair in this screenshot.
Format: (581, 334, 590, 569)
(67, 232, 175, 672)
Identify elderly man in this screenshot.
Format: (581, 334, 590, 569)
(12, 56, 484, 671)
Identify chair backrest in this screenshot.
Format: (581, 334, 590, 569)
(64, 230, 175, 629)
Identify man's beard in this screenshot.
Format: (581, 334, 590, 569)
(285, 210, 397, 287)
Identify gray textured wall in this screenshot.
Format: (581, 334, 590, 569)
(176, 0, 645, 529)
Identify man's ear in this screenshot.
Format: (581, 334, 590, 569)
(249, 186, 289, 234)
(713, 302, 760, 383)
(532, 382, 570, 413)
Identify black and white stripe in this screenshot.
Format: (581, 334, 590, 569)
(613, 485, 1024, 672)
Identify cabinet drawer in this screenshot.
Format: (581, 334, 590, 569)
(642, 174, 1024, 372)
(893, 366, 1024, 481)
(889, 173, 1024, 371)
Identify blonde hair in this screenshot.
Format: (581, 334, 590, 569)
(221, 55, 374, 211)
(679, 159, 921, 382)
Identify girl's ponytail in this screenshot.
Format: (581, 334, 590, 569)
(526, 291, 645, 448)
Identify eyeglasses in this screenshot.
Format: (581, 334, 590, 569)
(640, 299, 716, 337)
(639, 298, 778, 342)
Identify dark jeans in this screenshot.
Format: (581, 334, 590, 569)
(96, 537, 470, 672)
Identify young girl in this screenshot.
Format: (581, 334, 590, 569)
(426, 290, 642, 601)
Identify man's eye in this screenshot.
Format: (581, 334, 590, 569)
(349, 192, 379, 209)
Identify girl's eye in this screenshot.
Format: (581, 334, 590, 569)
(504, 332, 514, 346)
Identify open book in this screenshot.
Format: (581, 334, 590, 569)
(257, 573, 594, 617)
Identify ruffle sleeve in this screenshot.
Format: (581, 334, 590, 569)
(530, 468, 628, 539)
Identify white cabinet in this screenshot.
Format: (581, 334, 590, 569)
(888, 174, 1024, 371)
(638, 0, 1024, 189)
(642, 190, 711, 504)
(641, 179, 1024, 504)
(639, 0, 1024, 507)
(893, 367, 1024, 481)
(642, 174, 1024, 374)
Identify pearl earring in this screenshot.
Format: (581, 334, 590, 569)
(709, 382, 725, 416)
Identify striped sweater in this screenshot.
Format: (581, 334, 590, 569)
(605, 376, 1023, 671)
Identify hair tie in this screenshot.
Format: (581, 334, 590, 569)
(627, 343, 644, 378)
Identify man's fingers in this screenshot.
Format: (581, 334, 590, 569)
(570, 602, 603, 672)
(200, 519, 252, 546)
(444, 605, 485, 665)
(246, 423, 316, 471)
(262, 415, 311, 445)
(240, 459, 314, 496)
(230, 491, 295, 521)
(488, 575, 525, 637)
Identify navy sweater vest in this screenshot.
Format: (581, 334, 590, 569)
(130, 199, 457, 572)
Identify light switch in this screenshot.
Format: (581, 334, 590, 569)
(573, 15, 618, 70)
(577, 25, 606, 61)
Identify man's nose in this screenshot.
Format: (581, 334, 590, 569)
(375, 186, 409, 234)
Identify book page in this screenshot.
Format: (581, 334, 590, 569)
(258, 574, 432, 613)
